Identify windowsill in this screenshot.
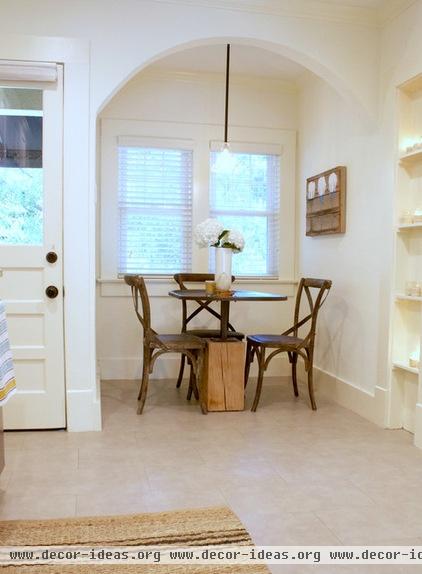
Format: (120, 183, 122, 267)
(99, 276, 297, 283)
(97, 276, 298, 297)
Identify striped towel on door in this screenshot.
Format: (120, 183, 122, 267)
(0, 300, 16, 405)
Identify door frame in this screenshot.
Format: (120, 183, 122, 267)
(0, 35, 101, 431)
(1, 67, 66, 429)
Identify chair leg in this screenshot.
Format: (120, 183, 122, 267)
(175, 354, 185, 388)
(187, 364, 199, 401)
(291, 352, 299, 397)
(186, 365, 195, 401)
(251, 349, 265, 412)
(244, 341, 253, 389)
(195, 351, 207, 415)
(137, 344, 149, 400)
(137, 348, 151, 415)
(192, 376, 200, 401)
(307, 355, 317, 411)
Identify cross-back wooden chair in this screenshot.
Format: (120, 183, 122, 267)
(124, 275, 207, 414)
(244, 278, 332, 412)
(173, 273, 244, 390)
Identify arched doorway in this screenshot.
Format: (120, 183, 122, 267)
(95, 39, 373, 423)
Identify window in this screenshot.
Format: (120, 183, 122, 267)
(0, 88, 43, 245)
(210, 150, 280, 277)
(118, 143, 193, 275)
(100, 119, 294, 283)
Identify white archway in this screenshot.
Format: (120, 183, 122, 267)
(97, 36, 374, 125)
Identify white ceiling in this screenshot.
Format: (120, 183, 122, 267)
(150, 44, 306, 80)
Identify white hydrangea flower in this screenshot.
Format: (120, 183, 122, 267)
(194, 218, 224, 248)
(223, 229, 245, 253)
(194, 219, 245, 253)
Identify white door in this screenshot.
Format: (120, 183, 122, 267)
(0, 63, 65, 429)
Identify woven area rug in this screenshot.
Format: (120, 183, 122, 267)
(0, 506, 269, 573)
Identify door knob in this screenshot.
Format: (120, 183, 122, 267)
(46, 251, 58, 264)
(45, 285, 59, 299)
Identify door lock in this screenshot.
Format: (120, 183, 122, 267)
(46, 251, 58, 264)
(45, 285, 59, 299)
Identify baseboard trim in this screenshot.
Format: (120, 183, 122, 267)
(99, 354, 291, 381)
(299, 365, 387, 427)
(414, 403, 422, 449)
(66, 388, 102, 432)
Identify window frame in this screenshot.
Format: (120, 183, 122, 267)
(99, 119, 296, 282)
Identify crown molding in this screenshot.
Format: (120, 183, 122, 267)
(148, 0, 381, 27)
(378, 0, 417, 25)
(148, 0, 419, 27)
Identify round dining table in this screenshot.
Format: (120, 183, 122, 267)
(168, 289, 288, 340)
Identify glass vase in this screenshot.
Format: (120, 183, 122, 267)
(214, 247, 232, 292)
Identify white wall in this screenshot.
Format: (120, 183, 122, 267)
(295, 0, 422, 428)
(298, 73, 390, 393)
(97, 69, 298, 380)
(102, 70, 299, 129)
(297, 72, 390, 420)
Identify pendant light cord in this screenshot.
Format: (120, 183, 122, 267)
(224, 44, 230, 144)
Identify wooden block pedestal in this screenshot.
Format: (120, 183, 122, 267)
(203, 339, 245, 411)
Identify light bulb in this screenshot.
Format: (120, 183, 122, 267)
(212, 142, 238, 175)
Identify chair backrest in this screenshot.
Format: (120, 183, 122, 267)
(173, 272, 236, 332)
(293, 278, 332, 345)
(174, 273, 218, 289)
(124, 275, 154, 339)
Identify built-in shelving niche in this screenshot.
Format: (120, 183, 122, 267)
(392, 301, 420, 370)
(390, 73, 422, 438)
(395, 230, 422, 295)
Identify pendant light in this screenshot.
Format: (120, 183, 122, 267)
(223, 43, 231, 152)
(213, 44, 238, 174)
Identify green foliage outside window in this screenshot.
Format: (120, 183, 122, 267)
(0, 167, 43, 245)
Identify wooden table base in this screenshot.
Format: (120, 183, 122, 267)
(203, 339, 245, 411)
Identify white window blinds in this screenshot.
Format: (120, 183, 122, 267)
(118, 144, 193, 275)
(210, 150, 280, 277)
(0, 61, 58, 83)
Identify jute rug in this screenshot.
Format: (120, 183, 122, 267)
(0, 506, 269, 573)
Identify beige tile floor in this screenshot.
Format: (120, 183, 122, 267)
(2, 378, 422, 573)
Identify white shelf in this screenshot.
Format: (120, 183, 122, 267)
(399, 149, 422, 165)
(393, 361, 420, 376)
(397, 223, 422, 232)
(396, 293, 422, 302)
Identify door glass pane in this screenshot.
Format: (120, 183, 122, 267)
(0, 88, 43, 245)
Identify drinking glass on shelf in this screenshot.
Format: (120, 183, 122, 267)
(413, 207, 422, 223)
(405, 281, 418, 296)
(409, 350, 420, 369)
(400, 210, 413, 225)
